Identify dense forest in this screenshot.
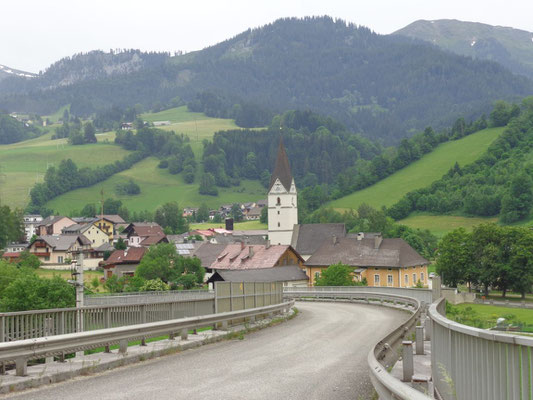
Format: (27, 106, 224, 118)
(388, 98, 533, 222)
(1, 17, 531, 143)
(0, 113, 42, 144)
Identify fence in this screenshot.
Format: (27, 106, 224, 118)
(0, 299, 295, 377)
(283, 286, 433, 306)
(0, 282, 282, 343)
(429, 297, 533, 400)
(216, 282, 283, 313)
(84, 289, 214, 306)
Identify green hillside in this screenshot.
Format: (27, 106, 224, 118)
(46, 157, 266, 213)
(0, 131, 130, 208)
(140, 106, 241, 142)
(329, 126, 504, 211)
(398, 213, 498, 238)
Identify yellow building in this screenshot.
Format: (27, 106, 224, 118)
(304, 233, 429, 287)
(93, 215, 125, 242)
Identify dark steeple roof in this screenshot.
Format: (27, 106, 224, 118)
(269, 138, 293, 191)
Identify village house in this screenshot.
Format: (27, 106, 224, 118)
(304, 233, 429, 287)
(62, 223, 109, 248)
(102, 247, 147, 279)
(123, 222, 168, 247)
(23, 214, 43, 242)
(207, 266, 309, 287)
(38, 216, 76, 236)
(93, 215, 126, 241)
(28, 235, 92, 267)
(290, 223, 347, 261)
(209, 242, 305, 271)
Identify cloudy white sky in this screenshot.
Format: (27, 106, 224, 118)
(2, 0, 533, 73)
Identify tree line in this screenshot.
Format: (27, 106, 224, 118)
(436, 224, 533, 298)
(0, 113, 43, 144)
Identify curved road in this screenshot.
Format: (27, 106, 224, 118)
(2, 302, 406, 400)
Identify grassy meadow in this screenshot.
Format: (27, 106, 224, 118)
(0, 131, 130, 208)
(398, 213, 499, 238)
(46, 157, 267, 213)
(140, 106, 244, 142)
(329, 127, 504, 211)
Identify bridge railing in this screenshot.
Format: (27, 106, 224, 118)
(429, 297, 533, 400)
(283, 286, 433, 305)
(0, 282, 282, 342)
(0, 299, 295, 377)
(84, 289, 214, 306)
(285, 288, 432, 399)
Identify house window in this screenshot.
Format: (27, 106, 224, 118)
(314, 272, 320, 283)
(405, 274, 409, 285)
(44, 256, 50, 261)
(387, 275, 393, 286)
(413, 273, 417, 284)
(278, 222, 280, 227)
(374, 274, 380, 285)
(277, 197, 281, 205)
(420, 272, 425, 282)
(58, 256, 63, 263)
(277, 211, 280, 215)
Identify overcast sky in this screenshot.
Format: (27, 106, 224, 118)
(2, 0, 533, 73)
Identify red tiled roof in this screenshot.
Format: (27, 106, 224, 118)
(210, 244, 302, 270)
(103, 247, 147, 266)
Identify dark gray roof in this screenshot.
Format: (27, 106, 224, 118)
(212, 235, 267, 245)
(305, 237, 429, 268)
(269, 138, 293, 191)
(95, 242, 115, 252)
(290, 223, 346, 256)
(208, 266, 308, 283)
(37, 235, 91, 251)
(191, 243, 226, 268)
(39, 215, 68, 226)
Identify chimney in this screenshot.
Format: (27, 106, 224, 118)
(357, 232, 364, 241)
(374, 235, 383, 249)
(249, 246, 254, 258)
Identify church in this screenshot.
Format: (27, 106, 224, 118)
(267, 138, 430, 288)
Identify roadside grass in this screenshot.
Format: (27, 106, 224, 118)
(190, 221, 267, 231)
(46, 157, 267, 213)
(329, 127, 504, 211)
(0, 135, 131, 208)
(398, 213, 498, 238)
(447, 303, 533, 332)
(36, 268, 104, 291)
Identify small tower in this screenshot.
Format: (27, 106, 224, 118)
(268, 138, 298, 245)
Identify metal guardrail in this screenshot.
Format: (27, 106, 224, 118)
(285, 289, 432, 400)
(85, 289, 214, 306)
(0, 300, 295, 376)
(283, 286, 433, 305)
(429, 297, 533, 400)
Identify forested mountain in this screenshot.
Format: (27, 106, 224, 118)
(0, 114, 42, 144)
(1, 17, 532, 143)
(394, 19, 533, 80)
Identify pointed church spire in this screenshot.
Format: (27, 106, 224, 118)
(269, 137, 293, 191)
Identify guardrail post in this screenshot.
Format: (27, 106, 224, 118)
(15, 357, 27, 376)
(44, 317, 54, 363)
(402, 341, 414, 382)
(222, 320, 228, 330)
(119, 339, 128, 354)
(415, 326, 424, 355)
(104, 308, 111, 329)
(140, 304, 146, 324)
(0, 316, 4, 342)
(425, 316, 431, 340)
(249, 315, 256, 324)
(180, 328, 188, 340)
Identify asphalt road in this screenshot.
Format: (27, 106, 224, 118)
(3, 302, 406, 400)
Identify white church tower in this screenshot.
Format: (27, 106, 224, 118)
(268, 138, 298, 245)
